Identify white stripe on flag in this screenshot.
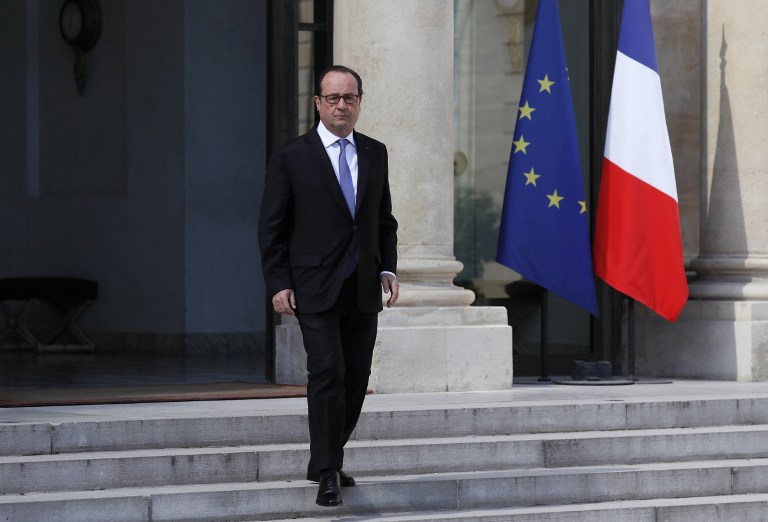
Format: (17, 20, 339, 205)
(603, 51, 678, 202)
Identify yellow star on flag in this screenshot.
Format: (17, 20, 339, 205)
(579, 200, 587, 214)
(547, 189, 564, 208)
(513, 135, 530, 154)
(518, 101, 535, 120)
(523, 167, 540, 186)
(538, 74, 555, 93)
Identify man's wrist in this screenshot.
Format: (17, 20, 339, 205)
(379, 271, 396, 278)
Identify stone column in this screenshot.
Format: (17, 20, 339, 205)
(333, 0, 474, 308)
(275, 0, 513, 392)
(637, 1, 768, 381)
(690, 1, 768, 299)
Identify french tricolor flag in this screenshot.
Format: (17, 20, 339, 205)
(593, 0, 688, 322)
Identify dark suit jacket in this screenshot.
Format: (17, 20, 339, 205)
(258, 129, 398, 314)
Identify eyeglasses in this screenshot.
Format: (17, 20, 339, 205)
(318, 94, 361, 105)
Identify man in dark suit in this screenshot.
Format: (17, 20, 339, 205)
(258, 65, 398, 507)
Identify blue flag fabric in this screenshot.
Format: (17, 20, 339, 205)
(496, 0, 598, 316)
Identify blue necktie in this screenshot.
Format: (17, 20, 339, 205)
(338, 139, 357, 277)
(338, 139, 355, 217)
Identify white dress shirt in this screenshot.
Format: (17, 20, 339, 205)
(317, 121, 358, 197)
(315, 122, 396, 281)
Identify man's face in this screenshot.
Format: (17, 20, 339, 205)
(314, 71, 361, 138)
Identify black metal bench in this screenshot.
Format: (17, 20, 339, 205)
(0, 278, 98, 352)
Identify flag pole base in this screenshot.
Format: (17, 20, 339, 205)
(551, 360, 635, 385)
(553, 378, 635, 386)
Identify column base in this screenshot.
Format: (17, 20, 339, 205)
(275, 306, 513, 393)
(636, 297, 768, 381)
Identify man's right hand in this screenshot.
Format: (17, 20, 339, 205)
(272, 289, 296, 315)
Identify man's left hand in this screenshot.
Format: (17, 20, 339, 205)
(380, 273, 399, 307)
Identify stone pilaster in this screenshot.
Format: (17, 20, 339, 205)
(688, 1, 768, 300)
(637, 1, 768, 381)
(275, 0, 512, 392)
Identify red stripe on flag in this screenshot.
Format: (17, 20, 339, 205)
(594, 158, 688, 322)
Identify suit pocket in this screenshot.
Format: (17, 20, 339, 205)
(289, 254, 322, 267)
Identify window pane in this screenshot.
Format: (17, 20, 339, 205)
(298, 29, 315, 134)
(299, 0, 314, 24)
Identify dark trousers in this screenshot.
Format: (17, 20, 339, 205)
(297, 274, 378, 475)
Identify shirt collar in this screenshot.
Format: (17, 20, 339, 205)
(317, 121, 355, 149)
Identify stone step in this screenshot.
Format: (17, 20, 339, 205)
(2, 459, 768, 521)
(6, 394, 768, 456)
(5, 424, 768, 494)
(266, 494, 768, 522)
(268, 423, 768, 482)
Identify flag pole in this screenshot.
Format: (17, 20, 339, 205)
(539, 289, 551, 382)
(627, 296, 636, 380)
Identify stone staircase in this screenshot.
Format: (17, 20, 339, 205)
(3, 384, 768, 521)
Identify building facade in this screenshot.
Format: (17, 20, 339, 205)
(0, 0, 764, 391)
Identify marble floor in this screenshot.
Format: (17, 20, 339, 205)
(0, 351, 268, 389)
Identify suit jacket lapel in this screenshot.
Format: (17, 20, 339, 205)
(354, 131, 369, 214)
(306, 131, 350, 214)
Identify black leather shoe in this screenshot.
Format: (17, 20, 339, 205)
(307, 469, 356, 487)
(315, 469, 343, 507)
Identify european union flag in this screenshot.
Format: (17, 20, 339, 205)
(496, 0, 598, 316)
